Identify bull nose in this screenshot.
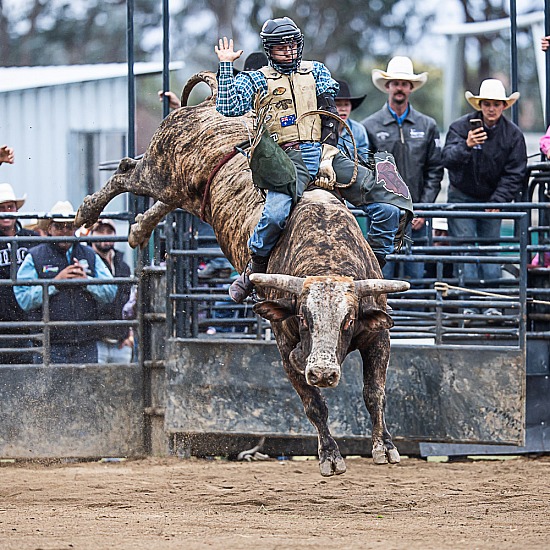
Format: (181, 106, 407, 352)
(306, 364, 341, 388)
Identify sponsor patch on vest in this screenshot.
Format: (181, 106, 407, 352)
(280, 114, 296, 127)
(274, 99, 293, 110)
(376, 131, 390, 141)
(43, 265, 59, 274)
(273, 87, 286, 96)
(376, 160, 411, 200)
(409, 128, 425, 139)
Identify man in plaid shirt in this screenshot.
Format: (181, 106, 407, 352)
(216, 17, 412, 303)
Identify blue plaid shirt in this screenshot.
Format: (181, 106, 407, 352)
(216, 61, 339, 117)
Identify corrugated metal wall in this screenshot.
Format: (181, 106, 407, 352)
(0, 78, 128, 213)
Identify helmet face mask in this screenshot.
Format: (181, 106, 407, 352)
(260, 17, 304, 74)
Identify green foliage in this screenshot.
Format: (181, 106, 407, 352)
(0, 0, 541, 131)
(0, 0, 162, 66)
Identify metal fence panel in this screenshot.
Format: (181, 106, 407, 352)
(165, 340, 524, 445)
(0, 364, 144, 458)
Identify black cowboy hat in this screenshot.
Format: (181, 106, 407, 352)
(336, 79, 366, 110)
(233, 51, 269, 75)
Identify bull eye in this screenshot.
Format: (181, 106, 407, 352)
(297, 314, 309, 330)
(343, 317, 355, 331)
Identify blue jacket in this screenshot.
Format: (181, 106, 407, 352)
(338, 118, 370, 163)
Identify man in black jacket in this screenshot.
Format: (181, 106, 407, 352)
(442, 78, 527, 305)
(362, 56, 443, 281)
(0, 183, 36, 364)
(90, 219, 134, 363)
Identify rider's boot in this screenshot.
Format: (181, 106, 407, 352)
(228, 254, 269, 304)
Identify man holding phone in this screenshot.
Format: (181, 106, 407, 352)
(441, 79, 527, 315)
(15, 200, 116, 363)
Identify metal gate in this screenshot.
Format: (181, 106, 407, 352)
(0, 215, 146, 459)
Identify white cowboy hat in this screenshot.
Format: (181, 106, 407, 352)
(91, 218, 117, 233)
(372, 56, 428, 93)
(465, 79, 520, 111)
(50, 200, 76, 222)
(0, 183, 26, 209)
(431, 218, 448, 232)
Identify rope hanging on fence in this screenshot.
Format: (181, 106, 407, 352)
(434, 282, 550, 307)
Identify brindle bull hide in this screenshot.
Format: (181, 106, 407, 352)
(75, 71, 409, 477)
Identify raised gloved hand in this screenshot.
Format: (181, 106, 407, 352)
(315, 144, 340, 190)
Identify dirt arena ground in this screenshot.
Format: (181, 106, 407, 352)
(1, 454, 549, 549)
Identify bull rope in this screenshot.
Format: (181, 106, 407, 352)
(434, 281, 550, 306)
(296, 109, 359, 190)
(200, 147, 241, 221)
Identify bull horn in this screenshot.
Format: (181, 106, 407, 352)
(249, 273, 305, 295)
(354, 279, 410, 298)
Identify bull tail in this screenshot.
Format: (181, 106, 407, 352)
(180, 72, 218, 107)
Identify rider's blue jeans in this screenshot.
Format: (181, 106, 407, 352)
(248, 190, 293, 257)
(247, 148, 400, 259)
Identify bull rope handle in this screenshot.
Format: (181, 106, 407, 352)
(296, 109, 358, 189)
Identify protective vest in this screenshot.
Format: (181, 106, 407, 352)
(28, 243, 98, 343)
(259, 62, 321, 144)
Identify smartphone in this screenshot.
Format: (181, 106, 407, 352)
(469, 119, 483, 130)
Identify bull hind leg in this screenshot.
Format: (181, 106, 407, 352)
(129, 201, 174, 249)
(281, 355, 346, 477)
(75, 157, 139, 228)
(360, 334, 400, 465)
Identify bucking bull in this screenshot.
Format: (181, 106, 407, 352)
(75, 71, 409, 477)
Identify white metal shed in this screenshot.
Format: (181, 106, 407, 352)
(0, 62, 183, 213)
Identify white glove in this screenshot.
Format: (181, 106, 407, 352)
(315, 144, 339, 189)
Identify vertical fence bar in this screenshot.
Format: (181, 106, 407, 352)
(176, 211, 188, 337)
(190, 216, 199, 338)
(126, 0, 136, 160)
(545, 0, 550, 129)
(162, 0, 171, 120)
(165, 213, 175, 339)
(509, 0, 519, 125)
(42, 284, 50, 366)
(518, 212, 528, 351)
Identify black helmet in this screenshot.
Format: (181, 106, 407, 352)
(260, 17, 303, 74)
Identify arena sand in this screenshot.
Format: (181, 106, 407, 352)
(1, 455, 549, 549)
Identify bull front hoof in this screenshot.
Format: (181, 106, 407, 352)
(319, 452, 347, 477)
(75, 195, 102, 228)
(128, 216, 151, 249)
(387, 447, 400, 464)
(372, 444, 388, 465)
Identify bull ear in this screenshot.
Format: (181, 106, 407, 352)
(358, 308, 394, 331)
(253, 299, 296, 322)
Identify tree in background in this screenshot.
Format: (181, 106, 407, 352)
(0, 0, 542, 130)
(0, 0, 162, 65)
